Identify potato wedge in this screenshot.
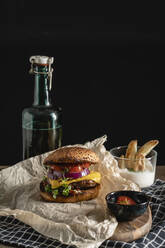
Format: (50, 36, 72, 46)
(125, 140, 137, 168)
(118, 155, 125, 169)
(135, 140, 159, 159)
(134, 154, 145, 171)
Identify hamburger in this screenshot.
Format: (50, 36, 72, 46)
(40, 146, 101, 203)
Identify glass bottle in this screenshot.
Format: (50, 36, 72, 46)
(22, 55, 62, 160)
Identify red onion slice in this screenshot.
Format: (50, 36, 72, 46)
(65, 168, 90, 179)
(47, 172, 55, 180)
(47, 169, 63, 180)
(47, 168, 90, 180)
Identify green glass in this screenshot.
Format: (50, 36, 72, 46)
(22, 62, 62, 160)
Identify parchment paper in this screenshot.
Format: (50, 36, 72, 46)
(0, 135, 139, 248)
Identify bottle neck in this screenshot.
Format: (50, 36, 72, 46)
(33, 64, 52, 107)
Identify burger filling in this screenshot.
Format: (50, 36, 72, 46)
(41, 163, 101, 198)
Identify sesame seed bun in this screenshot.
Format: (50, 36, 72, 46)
(44, 146, 100, 165)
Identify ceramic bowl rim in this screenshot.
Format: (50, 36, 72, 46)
(105, 190, 150, 207)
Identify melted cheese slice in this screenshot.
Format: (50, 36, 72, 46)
(49, 171, 101, 189)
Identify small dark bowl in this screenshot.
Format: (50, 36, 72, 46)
(105, 190, 150, 222)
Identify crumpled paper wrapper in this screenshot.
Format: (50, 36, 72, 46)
(0, 135, 139, 248)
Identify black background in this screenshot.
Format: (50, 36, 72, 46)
(1, 1, 164, 165)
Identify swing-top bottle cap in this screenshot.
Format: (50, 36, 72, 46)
(29, 55, 54, 65)
(29, 55, 54, 90)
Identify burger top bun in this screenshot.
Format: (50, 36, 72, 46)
(44, 146, 100, 165)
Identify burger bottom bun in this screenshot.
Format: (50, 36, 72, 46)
(40, 182, 100, 203)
